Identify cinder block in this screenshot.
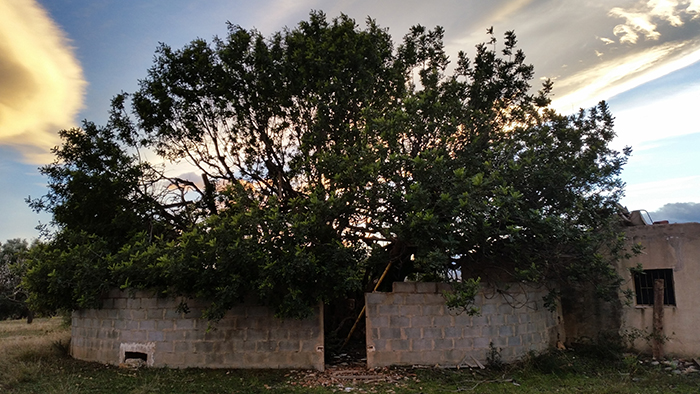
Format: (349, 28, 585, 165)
(402, 327, 422, 339)
(121, 330, 147, 342)
(474, 336, 490, 349)
(126, 298, 141, 309)
(415, 282, 437, 293)
(194, 341, 214, 353)
(453, 313, 472, 326)
(479, 304, 496, 314)
(126, 320, 139, 330)
(481, 325, 499, 338)
(507, 336, 522, 346)
(393, 282, 416, 293)
(404, 293, 426, 305)
(370, 316, 389, 328)
(175, 319, 194, 330)
(423, 327, 443, 339)
(148, 331, 165, 342)
(518, 313, 532, 323)
(140, 297, 157, 309)
(389, 339, 410, 351)
(378, 304, 399, 315)
(444, 326, 462, 338)
(245, 329, 269, 341)
(506, 314, 519, 325)
(410, 316, 432, 327)
(157, 351, 185, 367)
(411, 338, 433, 351)
(433, 315, 454, 327)
(436, 282, 453, 293)
(174, 341, 190, 353)
(131, 310, 146, 320)
(499, 325, 514, 337)
(453, 337, 474, 350)
(490, 315, 505, 326)
(422, 305, 445, 316)
(498, 304, 514, 314)
(155, 341, 173, 353)
(389, 315, 410, 328)
(379, 327, 402, 339)
(399, 305, 422, 316)
(139, 320, 155, 330)
(278, 340, 300, 352)
(365, 292, 388, 306)
(434, 338, 454, 350)
(371, 338, 387, 351)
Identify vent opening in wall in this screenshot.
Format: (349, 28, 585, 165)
(125, 351, 148, 362)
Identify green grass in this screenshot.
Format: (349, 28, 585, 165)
(2, 318, 700, 393)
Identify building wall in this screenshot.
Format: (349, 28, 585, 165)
(70, 289, 324, 370)
(365, 282, 562, 368)
(620, 222, 700, 357)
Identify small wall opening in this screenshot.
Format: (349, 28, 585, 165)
(125, 351, 148, 362)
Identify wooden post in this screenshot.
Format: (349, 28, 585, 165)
(652, 278, 664, 359)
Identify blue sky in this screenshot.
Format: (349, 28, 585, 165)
(1, 0, 699, 241)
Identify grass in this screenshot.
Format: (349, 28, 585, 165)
(2, 318, 700, 393)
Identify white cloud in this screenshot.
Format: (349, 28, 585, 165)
(0, 0, 85, 163)
(622, 175, 700, 211)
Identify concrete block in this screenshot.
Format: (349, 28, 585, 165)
(157, 352, 185, 367)
(399, 304, 422, 316)
(444, 326, 462, 338)
(481, 325, 499, 338)
(415, 282, 437, 293)
(433, 315, 454, 327)
(506, 314, 519, 325)
(389, 315, 410, 328)
(480, 304, 496, 314)
(131, 310, 146, 320)
(437, 282, 453, 293)
(453, 313, 472, 326)
(194, 341, 214, 353)
(370, 315, 389, 328)
(453, 337, 474, 350)
(102, 299, 114, 309)
(422, 305, 445, 316)
(401, 293, 427, 305)
(379, 327, 402, 340)
(156, 320, 175, 330)
(507, 336, 522, 346)
(411, 338, 433, 351)
(155, 341, 173, 353)
(278, 340, 301, 352)
(389, 339, 410, 351)
(411, 316, 432, 327)
(126, 298, 141, 309)
(256, 340, 278, 352)
(490, 315, 505, 325)
(423, 327, 443, 339)
(113, 298, 127, 309)
(174, 341, 191, 353)
(126, 320, 139, 330)
(518, 313, 531, 323)
(371, 339, 387, 351)
(499, 325, 514, 337)
(393, 282, 416, 293)
(175, 319, 194, 330)
(121, 330, 147, 342)
(140, 297, 157, 309)
(139, 320, 155, 330)
(402, 327, 422, 339)
(474, 336, 490, 349)
(378, 304, 399, 315)
(434, 338, 455, 350)
(498, 304, 514, 314)
(365, 292, 387, 306)
(246, 329, 269, 341)
(148, 331, 165, 342)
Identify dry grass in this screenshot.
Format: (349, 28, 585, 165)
(0, 317, 71, 390)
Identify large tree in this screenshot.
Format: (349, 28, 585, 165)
(25, 12, 631, 319)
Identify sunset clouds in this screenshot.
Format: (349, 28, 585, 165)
(0, 0, 85, 163)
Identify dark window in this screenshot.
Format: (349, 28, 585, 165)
(633, 269, 676, 306)
(124, 351, 148, 362)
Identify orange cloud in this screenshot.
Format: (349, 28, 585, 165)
(0, 0, 85, 163)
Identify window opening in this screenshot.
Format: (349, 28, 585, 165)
(124, 351, 148, 362)
(633, 269, 676, 306)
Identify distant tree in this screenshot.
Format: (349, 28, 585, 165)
(0, 239, 31, 321)
(24, 12, 632, 319)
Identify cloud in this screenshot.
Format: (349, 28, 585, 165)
(622, 175, 700, 211)
(609, 0, 700, 44)
(0, 0, 85, 164)
(650, 202, 700, 223)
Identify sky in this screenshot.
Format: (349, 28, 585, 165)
(1, 0, 699, 242)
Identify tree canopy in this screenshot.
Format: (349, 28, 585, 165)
(25, 12, 631, 319)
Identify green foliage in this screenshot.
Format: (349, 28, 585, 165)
(26, 12, 633, 319)
(0, 239, 31, 319)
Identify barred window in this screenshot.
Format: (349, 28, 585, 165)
(633, 269, 676, 306)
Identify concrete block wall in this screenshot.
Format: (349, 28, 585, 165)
(365, 282, 561, 368)
(70, 289, 324, 370)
